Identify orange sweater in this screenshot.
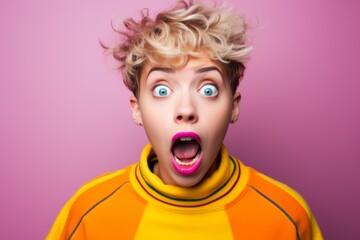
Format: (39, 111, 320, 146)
(47, 144, 323, 239)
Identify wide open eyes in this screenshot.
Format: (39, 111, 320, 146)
(198, 84, 218, 97)
(153, 85, 172, 97)
(152, 84, 218, 97)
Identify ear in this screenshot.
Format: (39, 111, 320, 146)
(230, 92, 241, 124)
(130, 96, 143, 126)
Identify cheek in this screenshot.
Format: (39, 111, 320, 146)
(201, 101, 232, 122)
(142, 109, 170, 140)
(200, 105, 232, 139)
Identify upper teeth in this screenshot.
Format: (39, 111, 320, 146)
(180, 137, 192, 141)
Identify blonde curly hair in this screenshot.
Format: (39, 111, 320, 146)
(103, 0, 252, 96)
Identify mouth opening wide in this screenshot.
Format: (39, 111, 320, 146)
(172, 138, 201, 162)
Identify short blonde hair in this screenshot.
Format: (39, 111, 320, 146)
(104, 0, 252, 96)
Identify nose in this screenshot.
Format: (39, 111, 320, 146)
(174, 93, 198, 124)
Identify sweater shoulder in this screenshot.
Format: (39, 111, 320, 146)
(246, 167, 322, 239)
(70, 164, 134, 209)
(247, 168, 312, 218)
(46, 164, 135, 239)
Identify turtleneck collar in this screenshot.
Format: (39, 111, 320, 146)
(130, 144, 247, 208)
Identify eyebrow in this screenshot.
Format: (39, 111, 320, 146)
(147, 66, 223, 78)
(195, 66, 223, 76)
(147, 67, 174, 77)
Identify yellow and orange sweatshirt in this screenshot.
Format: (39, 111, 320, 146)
(47, 144, 323, 239)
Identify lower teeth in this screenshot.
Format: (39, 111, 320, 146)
(175, 155, 199, 166)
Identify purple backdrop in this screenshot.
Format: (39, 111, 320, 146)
(1, 0, 359, 239)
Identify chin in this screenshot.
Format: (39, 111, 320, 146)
(171, 173, 204, 188)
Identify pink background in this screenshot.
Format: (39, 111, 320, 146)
(1, 0, 359, 239)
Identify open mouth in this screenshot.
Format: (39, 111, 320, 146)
(171, 132, 202, 175)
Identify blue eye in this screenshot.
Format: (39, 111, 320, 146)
(153, 85, 171, 97)
(199, 84, 218, 97)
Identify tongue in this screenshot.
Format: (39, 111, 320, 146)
(173, 141, 200, 160)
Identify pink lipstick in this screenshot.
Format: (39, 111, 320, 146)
(171, 132, 202, 175)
